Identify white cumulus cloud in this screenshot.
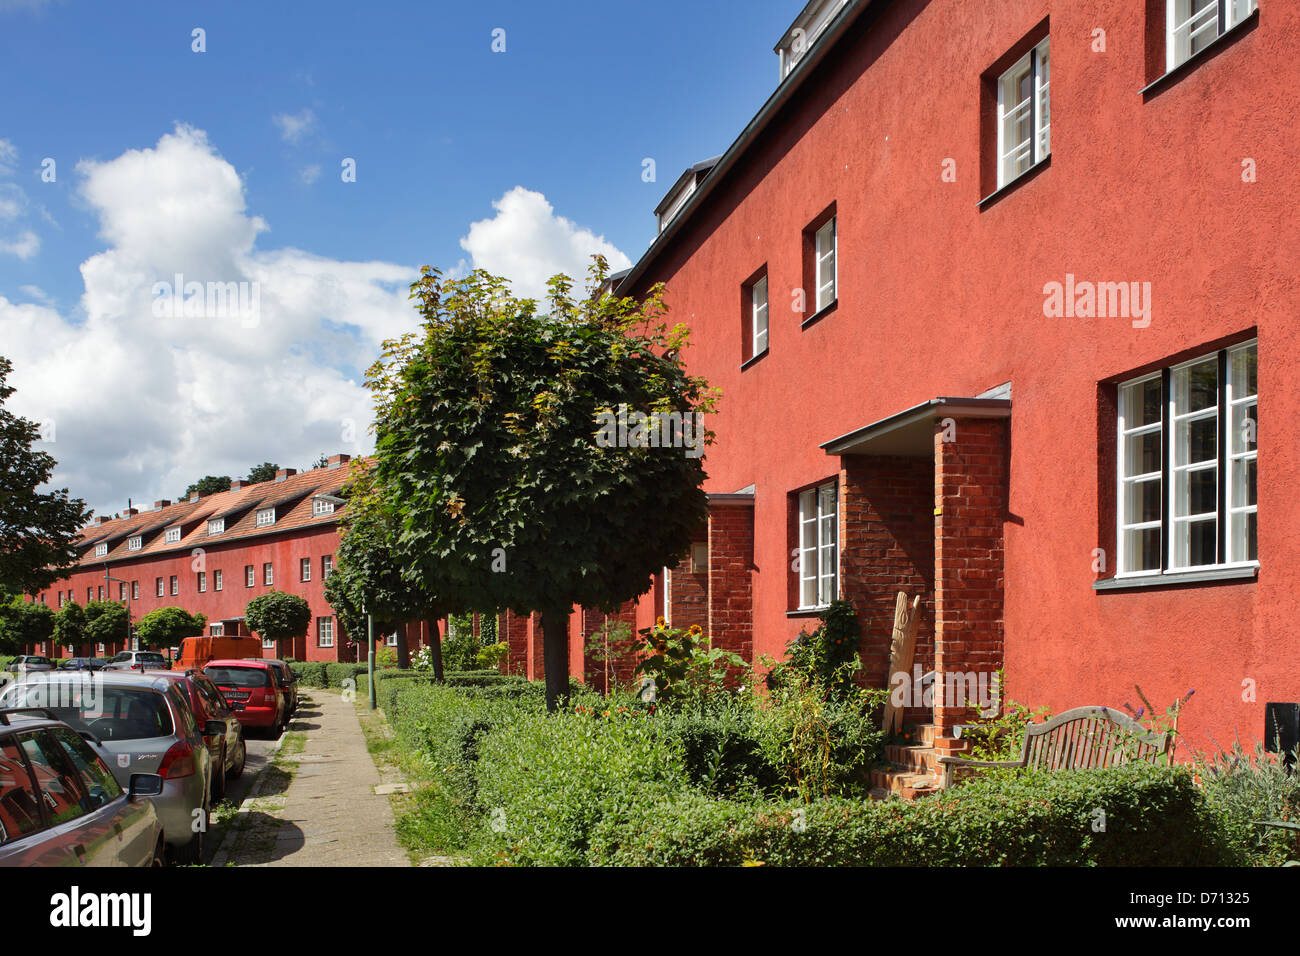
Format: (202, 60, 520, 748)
(273, 108, 317, 145)
(458, 186, 631, 302)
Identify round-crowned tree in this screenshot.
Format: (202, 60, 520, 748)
(366, 259, 715, 710)
(135, 607, 207, 651)
(244, 590, 311, 660)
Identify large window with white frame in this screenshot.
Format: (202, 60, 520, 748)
(996, 36, 1050, 188)
(797, 481, 838, 609)
(1116, 340, 1257, 576)
(814, 218, 837, 312)
(317, 617, 334, 648)
(1167, 0, 1256, 71)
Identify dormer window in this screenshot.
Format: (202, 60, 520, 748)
(164, 527, 181, 544)
(128, 536, 142, 551)
(94, 542, 108, 557)
(208, 518, 225, 536)
(312, 498, 335, 516)
(775, 0, 849, 80)
(256, 507, 276, 527)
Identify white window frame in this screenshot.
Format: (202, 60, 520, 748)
(164, 527, 181, 544)
(322, 555, 334, 580)
(127, 536, 142, 551)
(256, 508, 275, 527)
(386, 631, 398, 647)
(1115, 339, 1258, 577)
(317, 617, 334, 648)
(96, 642, 105, 656)
(312, 498, 335, 516)
(169, 575, 178, 596)
(156, 578, 164, 598)
(1167, 0, 1255, 71)
(798, 481, 839, 610)
(300, 557, 311, 582)
(814, 218, 837, 312)
(996, 37, 1050, 189)
(211, 623, 225, 637)
(245, 565, 255, 588)
(751, 275, 769, 358)
(263, 562, 273, 586)
(131, 581, 139, 600)
(207, 518, 224, 536)
(197, 571, 207, 594)
(214, 569, 223, 592)
(94, 542, 108, 557)
(263, 635, 275, 649)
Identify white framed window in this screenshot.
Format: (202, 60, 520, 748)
(1116, 340, 1257, 576)
(156, 577, 164, 597)
(386, 631, 398, 647)
(94, 542, 108, 557)
(131, 581, 139, 600)
(214, 569, 223, 592)
(207, 518, 224, 536)
(996, 37, 1050, 188)
(87, 587, 93, 602)
(97, 586, 103, 601)
(118, 583, 125, 601)
(798, 481, 839, 609)
(245, 565, 255, 587)
(312, 498, 335, 516)
(750, 275, 769, 358)
(169, 575, 178, 596)
(262, 635, 275, 649)
(300, 557, 311, 582)
(690, 541, 709, 574)
(164, 527, 181, 544)
(815, 218, 837, 311)
(322, 555, 334, 580)
(128, 535, 142, 551)
(1167, 0, 1255, 71)
(255, 508, 275, 527)
(211, 623, 224, 637)
(197, 571, 207, 593)
(317, 617, 335, 648)
(263, 562, 273, 585)
(96, 642, 105, 655)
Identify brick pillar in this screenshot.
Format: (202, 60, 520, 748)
(668, 542, 708, 630)
(527, 611, 545, 681)
(838, 456, 934, 695)
(707, 499, 754, 662)
(503, 610, 529, 677)
(933, 417, 1009, 756)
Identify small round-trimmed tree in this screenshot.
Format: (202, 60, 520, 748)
(367, 260, 715, 710)
(245, 590, 311, 660)
(53, 600, 88, 652)
(83, 600, 128, 651)
(135, 607, 207, 651)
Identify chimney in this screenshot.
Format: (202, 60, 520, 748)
(95, 515, 110, 525)
(153, 499, 171, 511)
(274, 468, 297, 482)
(327, 454, 351, 470)
(124, 507, 139, 517)
(230, 479, 248, 492)
(189, 492, 200, 502)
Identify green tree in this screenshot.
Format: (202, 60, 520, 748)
(366, 261, 715, 710)
(53, 599, 87, 651)
(245, 590, 311, 660)
(0, 357, 91, 596)
(84, 600, 129, 649)
(181, 475, 232, 500)
(247, 462, 279, 484)
(0, 596, 56, 655)
(135, 606, 207, 650)
(323, 468, 432, 673)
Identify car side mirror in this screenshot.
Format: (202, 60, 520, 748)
(203, 719, 227, 737)
(128, 773, 164, 799)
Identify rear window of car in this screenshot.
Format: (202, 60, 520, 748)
(26, 658, 50, 666)
(205, 666, 271, 688)
(0, 682, 174, 741)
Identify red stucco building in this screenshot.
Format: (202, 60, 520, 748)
(508, 0, 1290, 760)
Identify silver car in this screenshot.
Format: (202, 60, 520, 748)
(0, 708, 165, 866)
(103, 650, 170, 673)
(0, 671, 220, 864)
(11, 656, 54, 675)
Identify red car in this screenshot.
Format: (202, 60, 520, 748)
(202, 660, 286, 738)
(154, 670, 247, 801)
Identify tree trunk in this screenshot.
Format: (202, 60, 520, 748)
(430, 616, 445, 681)
(395, 623, 410, 670)
(541, 607, 570, 713)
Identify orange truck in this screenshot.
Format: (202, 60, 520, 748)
(173, 636, 264, 672)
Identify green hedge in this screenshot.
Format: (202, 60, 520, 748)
(587, 764, 1235, 867)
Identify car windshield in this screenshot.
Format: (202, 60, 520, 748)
(205, 666, 271, 688)
(0, 681, 174, 741)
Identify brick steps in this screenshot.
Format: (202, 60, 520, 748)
(871, 723, 943, 800)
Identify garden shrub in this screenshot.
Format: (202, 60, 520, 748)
(471, 709, 689, 866)
(289, 661, 327, 688)
(590, 763, 1233, 866)
(1198, 740, 1300, 865)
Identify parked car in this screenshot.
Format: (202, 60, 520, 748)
(153, 671, 245, 801)
(0, 671, 220, 864)
(103, 650, 170, 672)
(59, 658, 107, 672)
(10, 656, 53, 675)
(0, 707, 166, 866)
(203, 660, 286, 738)
(246, 658, 297, 715)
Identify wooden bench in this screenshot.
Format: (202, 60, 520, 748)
(937, 705, 1173, 788)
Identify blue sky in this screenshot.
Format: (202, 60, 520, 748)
(0, 0, 800, 514)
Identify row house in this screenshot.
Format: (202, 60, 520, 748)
(508, 0, 1292, 758)
(27, 455, 436, 662)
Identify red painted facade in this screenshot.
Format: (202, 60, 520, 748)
(531, 0, 1293, 757)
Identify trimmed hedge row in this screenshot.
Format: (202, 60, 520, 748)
(586, 764, 1236, 867)
(288, 661, 369, 688)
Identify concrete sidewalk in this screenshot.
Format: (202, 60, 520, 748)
(223, 689, 410, 867)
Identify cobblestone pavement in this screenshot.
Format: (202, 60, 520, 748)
(219, 689, 410, 867)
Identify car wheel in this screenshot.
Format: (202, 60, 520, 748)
(150, 836, 167, 867)
(227, 738, 246, 779)
(173, 815, 205, 866)
(210, 747, 227, 802)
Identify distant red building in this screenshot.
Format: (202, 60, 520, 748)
(27, 455, 437, 662)
(508, 0, 1290, 759)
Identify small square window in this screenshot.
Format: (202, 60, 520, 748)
(95, 542, 108, 557)
(207, 518, 224, 536)
(256, 508, 275, 527)
(165, 527, 181, 544)
(128, 536, 142, 551)
(313, 498, 335, 516)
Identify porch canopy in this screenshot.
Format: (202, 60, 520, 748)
(820, 396, 1011, 457)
